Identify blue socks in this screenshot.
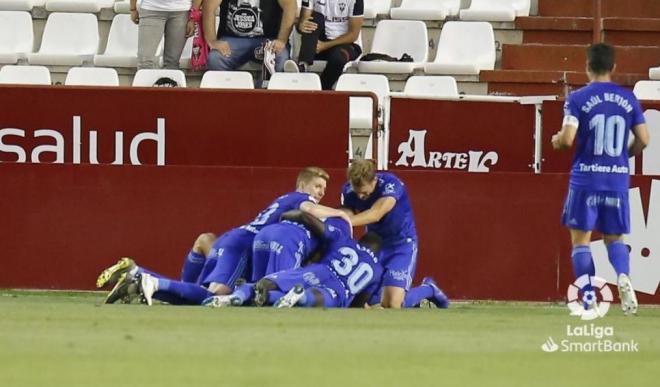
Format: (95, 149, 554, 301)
(607, 240, 630, 276)
(404, 285, 434, 308)
(156, 278, 213, 305)
(267, 291, 285, 305)
(232, 283, 255, 305)
(572, 245, 595, 294)
(180, 251, 206, 283)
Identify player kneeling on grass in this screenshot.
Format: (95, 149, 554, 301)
(208, 211, 382, 308)
(552, 43, 650, 316)
(96, 166, 350, 306)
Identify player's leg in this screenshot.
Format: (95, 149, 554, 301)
(180, 232, 216, 283)
(380, 240, 418, 309)
(202, 229, 254, 295)
(404, 277, 449, 308)
(562, 188, 597, 289)
(274, 286, 332, 308)
(138, 273, 214, 306)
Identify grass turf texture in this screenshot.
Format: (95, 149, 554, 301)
(1, 291, 658, 387)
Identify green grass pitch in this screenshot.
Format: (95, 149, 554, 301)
(1, 291, 658, 387)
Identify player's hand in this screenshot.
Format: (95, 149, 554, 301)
(209, 40, 231, 57)
(551, 133, 562, 150)
(185, 20, 195, 38)
(299, 17, 318, 33)
(270, 39, 286, 54)
(130, 10, 139, 24)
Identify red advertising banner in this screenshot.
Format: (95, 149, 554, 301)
(0, 86, 351, 168)
(388, 98, 537, 173)
(541, 100, 660, 174)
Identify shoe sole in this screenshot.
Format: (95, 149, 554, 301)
(105, 273, 133, 304)
(96, 257, 134, 288)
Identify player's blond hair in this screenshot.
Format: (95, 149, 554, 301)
(296, 166, 330, 188)
(348, 159, 377, 187)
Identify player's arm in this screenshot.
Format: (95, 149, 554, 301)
(300, 201, 353, 228)
(349, 197, 396, 227)
(281, 210, 325, 238)
(629, 124, 650, 157)
(551, 124, 578, 150)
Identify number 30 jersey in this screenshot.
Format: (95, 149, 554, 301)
(563, 82, 646, 191)
(319, 219, 384, 306)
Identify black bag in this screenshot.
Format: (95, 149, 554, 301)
(361, 53, 414, 62)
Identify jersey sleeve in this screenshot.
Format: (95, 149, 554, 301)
(351, 0, 364, 17)
(323, 219, 347, 244)
(340, 183, 356, 209)
(562, 94, 580, 129)
(380, 175, 405, 201)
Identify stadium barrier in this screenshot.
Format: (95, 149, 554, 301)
(1, 87, 659, 303)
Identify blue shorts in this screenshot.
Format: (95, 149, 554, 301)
(561, 188, 630, 234)
(251, 222, 317, 282)
(265, 264, 346, 307)
(380, 238, 418, 290)
(201, 228, 255, 287)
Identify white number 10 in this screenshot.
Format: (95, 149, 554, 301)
(589, 114, 625, 157)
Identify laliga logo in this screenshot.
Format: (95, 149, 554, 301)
(395, 129, 499, 172)
(566, 275, 613, 320)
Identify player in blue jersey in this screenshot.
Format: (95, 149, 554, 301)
(252, 212, 384, 308)
(552, 43, 649, 315)
(97, 166, 349, 306)
(340, 159, 418, 308)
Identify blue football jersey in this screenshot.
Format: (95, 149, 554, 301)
(319, 222, 384, 306)
(563, 82, 646, 191)
(242, 192, 316, 233)
(341, 172, 417, 244)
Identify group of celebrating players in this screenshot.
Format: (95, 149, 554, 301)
(96, 159, 449, 309)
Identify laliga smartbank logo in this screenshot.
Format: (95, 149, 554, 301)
(540, 275, 639, 353)
(566, 275, 612, 320)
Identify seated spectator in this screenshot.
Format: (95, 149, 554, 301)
(285, 0, 364, 90)
(203, 0, 296, 75)
(131, 0, 202, 69)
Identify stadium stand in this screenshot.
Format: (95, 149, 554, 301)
(402, 75, 459, 97)
(357, 20, 428, 74)
(633, 80, 660, 100)
(0, 0, 46, 11)
(27, 12, 99, 66)
(64, 66, 118, 85)
(93, 13, 143, 68)
(459, 0, 531, 22)
(363, 0, 392, 20)
(200, 71, 254, 89)
(389, 0, 460, 21)
(0, 11, 33, 64)
(132, 68, 186, 87)
(424, 21, 496, 76)
(45, 0, 114, 13)
(650, 66, 660, 80)
(0, 64, 51, 84)
(267, 73, 322, 90)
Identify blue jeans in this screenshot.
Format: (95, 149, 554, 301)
(207, 36, 289, 72)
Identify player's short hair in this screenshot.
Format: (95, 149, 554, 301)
(587, 43, 615, 75)
(359, 232, 383, 255)
(348, 159, 377, 188)
(296, 166, 329, 188)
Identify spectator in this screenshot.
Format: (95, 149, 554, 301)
(203, 0, 297, 74)
(131, 0, 203, 69)
(285, 0, 363, 90)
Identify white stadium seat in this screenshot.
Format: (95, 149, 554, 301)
(93, 14, 141, 68)
(459, 0, 530, 22)
(363, 0, 392, 19)
(335, 73, 390, 129)
(267, 73, 322, 90)
(28, 12, 99, 66)
(0, 0, 46, 11)
(113, 0, 141, 13)
(0, 65, 51, 84)
(46, 0, 114, 12)
(633, 80, 660, 100)
(650, 66, 660, 80)
(357, 20, 428, 74)
(403, 75, 459, 97)
(132, 69, 187, 87)
(0, 11, 33, 64)
(64, 66, 119, 86)
(200, 71, 254, 89)
(424, 21, 495, 75)
(390, 0, 460, 21)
